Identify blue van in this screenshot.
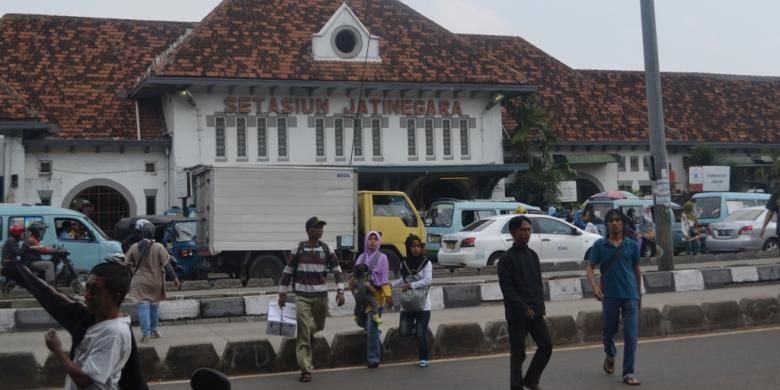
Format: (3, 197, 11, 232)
(0, 205, 123, 272)
(690, 192, 770, 226)
(423, 200, 542, 260)
(583, 198, 686, 254)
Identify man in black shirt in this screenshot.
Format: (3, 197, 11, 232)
(497, 216, 552, 390)
(760, 188, 780, 254)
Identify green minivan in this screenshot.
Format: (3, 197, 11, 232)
(0, 205, 123, 272)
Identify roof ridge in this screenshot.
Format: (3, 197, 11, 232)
(579, 69, 780, 82)
(137, 0, 232, 83)
(0, 12, 195, 25)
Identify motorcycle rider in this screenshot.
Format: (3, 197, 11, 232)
(2, 223, 25, 266)
(21, 221, 56, 284)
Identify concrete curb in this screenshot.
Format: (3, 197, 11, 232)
(5, 298, 780, 389)
(1, 266, 777, 332)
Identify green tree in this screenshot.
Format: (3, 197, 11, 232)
(503, 95, 575, 206)
(688, 145, 717, 166)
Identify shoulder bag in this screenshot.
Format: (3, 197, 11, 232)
(400, 259, 429, 312)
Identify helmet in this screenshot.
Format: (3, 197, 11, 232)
(8, 224, 24, 238)
(134, 218, 151, 231)
(104, 253, 128, 266)
(28, 221, 47, 238)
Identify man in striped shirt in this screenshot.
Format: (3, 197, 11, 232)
(278, 216, 345, 383)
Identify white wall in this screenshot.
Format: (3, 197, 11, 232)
(20, 147, 169, 215)
(164, 87, 504, 171)
(3, 136, 26, 203)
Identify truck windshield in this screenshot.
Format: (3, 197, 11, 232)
(174, 221, 197, 242)
(426, 203, 453, 227)
(373, 194, 419, 227)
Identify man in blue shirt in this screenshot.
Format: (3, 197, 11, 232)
(586, 208, 642, 386)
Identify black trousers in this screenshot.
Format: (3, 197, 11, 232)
(508, 314, 553, 389)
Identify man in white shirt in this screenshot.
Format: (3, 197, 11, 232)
(45, 262, 132, 389)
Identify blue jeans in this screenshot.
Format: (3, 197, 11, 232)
(137, 301, 160, 337)
(365, 307, 384, 364)
(399, 310, 431, 361)
(686, 238, 701, 255)
(602, 297, 639, 377)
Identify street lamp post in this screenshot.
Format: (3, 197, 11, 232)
(640, 0, 674, 271)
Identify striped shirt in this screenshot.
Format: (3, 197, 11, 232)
(278, 241, 344, 296)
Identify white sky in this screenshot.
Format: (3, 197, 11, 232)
(2, 0, 778, 76)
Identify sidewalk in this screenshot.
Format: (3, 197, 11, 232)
(3, 283, 778, 365)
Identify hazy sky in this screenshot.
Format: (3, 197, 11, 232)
(2, 0, 777, 76)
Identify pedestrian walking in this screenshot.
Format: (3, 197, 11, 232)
(497, 216, 552, 390)
(583, 210, 600, 234)
(352, 231, 391, 368)
(277, 216, 345, 383)
(125, 221, 180, 343)
(586, 208, 642, 386)
(759, 185, 780, 255)
(391, 234, 432, 367)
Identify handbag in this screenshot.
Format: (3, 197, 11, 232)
(399, 260, 429, 312)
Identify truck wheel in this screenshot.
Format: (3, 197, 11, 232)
(381, 248, 401, 278)
(248, 254, 285, 285)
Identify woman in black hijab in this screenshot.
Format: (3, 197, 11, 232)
(391, 234, 433, 367)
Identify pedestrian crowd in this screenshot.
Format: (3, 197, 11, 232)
(0, 211, 656, 389)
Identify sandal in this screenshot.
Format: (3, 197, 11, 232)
(603, 356, 615, 375)
(622, 375, 641, 386)
(299, 372, 312, 383)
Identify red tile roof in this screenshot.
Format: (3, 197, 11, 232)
(0, 14, 194, 139)
(0, 77, 39, 121)
(146, 0, 527, 85)
(461, 34, 661, 142)
(581, 70, 780, 143)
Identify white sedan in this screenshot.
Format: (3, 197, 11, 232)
(437, 214, 602, 269)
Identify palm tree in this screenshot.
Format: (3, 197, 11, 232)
(688, 145, 716, 166)
(503, 95, 575, 206)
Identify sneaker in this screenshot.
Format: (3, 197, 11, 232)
(140, 336, 150, 343)
(418, 360, 429, 368)
(371, 313, 382, 324)
(151, 331, 161, 339)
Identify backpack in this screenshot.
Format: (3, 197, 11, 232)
(399, 259, 429, 312)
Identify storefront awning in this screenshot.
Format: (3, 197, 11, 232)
(717, 155, 756, 166)
(355, 163, 528, 176)
(557, 153, 617, 165)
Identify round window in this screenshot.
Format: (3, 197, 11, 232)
(331, 26, 362, 58)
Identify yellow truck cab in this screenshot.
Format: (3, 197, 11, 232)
(358, 191, 426, 274)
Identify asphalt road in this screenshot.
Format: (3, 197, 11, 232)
(150, 326, 780, 390)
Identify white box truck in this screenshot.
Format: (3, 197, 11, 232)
(189, 165, 426, 284)
(191, 165, 357, 284)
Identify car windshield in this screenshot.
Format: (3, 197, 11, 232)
(460, 219, 494, 232)
(723, 209, 763, 222)
(84, 217, 109, 240)
(693, 197, 721, 219)
(426, 203, 454, 227)
(174, 221, 197, 241)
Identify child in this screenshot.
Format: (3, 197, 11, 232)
(351, 263, 381, 324)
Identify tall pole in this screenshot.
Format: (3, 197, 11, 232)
(640, 0, 674, 271)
